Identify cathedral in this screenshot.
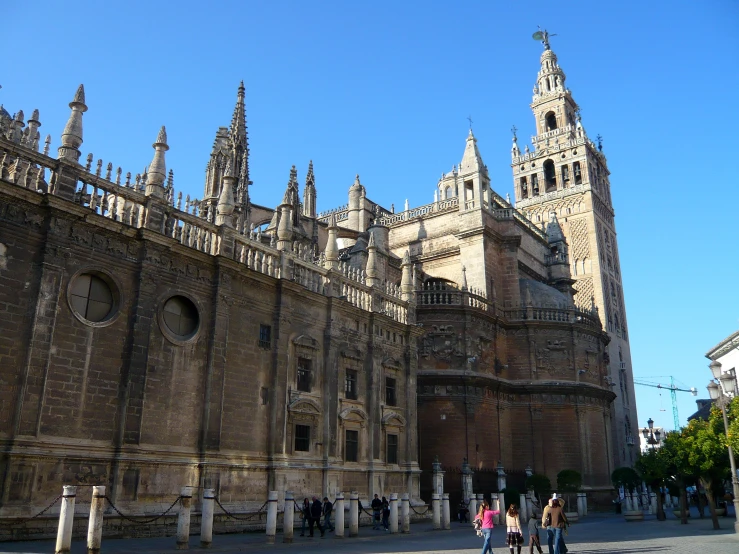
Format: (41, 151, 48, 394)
(0, 36, 637, 518)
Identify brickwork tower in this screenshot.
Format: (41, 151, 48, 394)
(512, 34, 639, 466)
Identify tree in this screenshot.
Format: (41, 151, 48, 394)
(635, 449, 667, 521)
(525, 474, 551, 512)
(501, 488, 520, 512)
(557, 470, 582, 511)
(659, 430, 694, 525)
(611, 467, 641, 491)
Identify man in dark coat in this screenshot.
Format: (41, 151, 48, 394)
(310, 496, 324, 537)
(323, 496, 335, 532)
(371, 493, 383, 530)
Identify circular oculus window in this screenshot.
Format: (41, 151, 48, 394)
(69, 273, 115, 323)
(162, 296, 199, 339)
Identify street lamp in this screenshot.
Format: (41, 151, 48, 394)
(707, 360, 739, 534)
(640, 417, 662, 451)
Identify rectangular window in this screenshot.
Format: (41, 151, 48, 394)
(385, 377, 397, 406)
(387, 434, 398, 464)
(345, 369, 358, 400)
(295, 424, 310, 452)
(259, 324, 271, 349)
(297, 358, 312, 392)
(345, 429, 358, 462)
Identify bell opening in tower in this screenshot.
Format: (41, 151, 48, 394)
(544, 160, 557, 192)
(545, 111, 557, 131)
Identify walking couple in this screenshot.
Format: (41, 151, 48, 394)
(541, 494, 569, 554)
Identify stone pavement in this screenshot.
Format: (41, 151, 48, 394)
(0, 512, 738, 554)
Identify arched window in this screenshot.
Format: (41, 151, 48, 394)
(561, 165, 570, 187)
(444, 186, 452, 199)
(531, 174, 539, 196)
(544, 160, 556, 192)
(520, 176, 528, 199)
(545, 111, 557, 131)
(573, 162, 582, 185)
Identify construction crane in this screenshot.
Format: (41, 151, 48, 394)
(633, 376, 697, 430)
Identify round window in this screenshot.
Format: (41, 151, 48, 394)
(162, 296, 199, 338)
(69, 273, 114, 322)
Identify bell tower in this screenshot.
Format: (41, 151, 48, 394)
(511, 32, 639, 468)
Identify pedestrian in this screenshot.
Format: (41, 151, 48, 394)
(309, 495, 324, 537)
(322, 496, 335, 532)
(300, 498, 310, 537)
(473, 499, 501, 554)
(528, 512, 543, 554)
(458, 499, 470, 523)
(381, 496, 390, 531)
(541, 495, 568, 554)
(371, 493, 383, 530)
(506, 504, 524, 554)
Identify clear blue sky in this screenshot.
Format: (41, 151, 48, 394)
(3, 1, 738, 431)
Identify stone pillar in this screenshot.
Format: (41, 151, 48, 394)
(649, 492, 657, 515)
(176, 486, 193, 550)
(432, 456, 444, 496)
(349, 492, 359, 537)
(401, 493, 410, 533)
(518, 493, 528, 521)
(431, 493, 441, 530)
(86, 486, 105, 554)
(577, 492, 587, 518)
(334, 492, 345, 538)
(491, 493, 501, 525)
(461, 458, 474, 506)
(526, 492, 535, 518)
(283, 491, 295, 542)
(442, 493, 450, 530)
(55, 485, 77, 554)
(200, 488, 215, 548)
(468, 495, 477, 521)
(266, 490, 278, 544)
(496, 461, 507, 492)
(389, 493, 398, 533)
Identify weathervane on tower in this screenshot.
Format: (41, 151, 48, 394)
(532, 27, 556, 50)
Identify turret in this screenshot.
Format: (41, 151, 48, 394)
(457, 129, 490, 211)
(323, 213, 339, 269)
(400, 250, 414, 302)
(347, 174, 364, 231)
(8, 110, 24, 144)
(545, 212, 574, 299)
(216, 162, 236, 227)
(146, 126, 168, 198)
(365, 232, 379, 287)
(24, 109, 41, 151)
(58, 85, 87, 163)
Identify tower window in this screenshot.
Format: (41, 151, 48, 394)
(545, 111, 557, 131)
(345, 429, 359, 462)
(385, 377, 397, 406)
(345, 369, 358, 400)
(531, 174, 539, 196)
(520, 177, 528, 199)
(544, 160, 556, 192)
(297, 357, 312, 392)
(574, 162, 582, 185)
(562, 165, 570, 187)
(444, 186, 452, 199)
(387, 434, 398, 464)
(295, 424, 310, 452)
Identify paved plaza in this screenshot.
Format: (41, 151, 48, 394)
(0, 512, 738, 554)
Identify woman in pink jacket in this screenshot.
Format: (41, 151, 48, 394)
(474, 499, 501, 554)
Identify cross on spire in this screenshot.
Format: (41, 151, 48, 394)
(511, 125, 518, 140)
(467, 115, 473, 131)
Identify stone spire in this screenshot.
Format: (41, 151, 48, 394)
(58, 84, 87, 162)
(146, 126, 168, 197)
(216, 162, 236, 227)
(9, 110, 24, 143)
(400, 250, 414, 301)
(230, 81, 248, 151)
(459, 129, 484, 175)
(511, 135, 520, 158)
(546, 211, 565, 244)
(365, 231, 379, 287)
(303, 160, 316, 218)
(323, 213, 339, 269)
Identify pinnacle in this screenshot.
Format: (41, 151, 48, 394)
(155, 126, 167, 145)
(71, 84, 86, 107)
(30, 109, 40, 121)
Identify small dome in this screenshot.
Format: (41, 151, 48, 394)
(0, 105, 11, 121)
(520, 279, 571, 308)
(540, 49, 557, 63)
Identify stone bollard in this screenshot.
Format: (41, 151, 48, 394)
(476, 493, 484, 515)
(432, 493, 441, 529)
(518, 493, 528, 521)
(491, 493, 501, 525)
(577, 492, 587, 517)
(389, 493, 399, 533)
(176, 486, 193, 550)
(86, 486, 105, 554)
(526, 492, 535, 518)
(335, 492, 345, 538)
(283, 491, 295, 543)
(649, 492, 657, 515)
(55, 485, 77, 554)
(442, 493, 450, 530)
(349, 492, 359, 537)
(401, 493, 410, 533)
(266, 491, 278, 544)
(200, 488, 215, 548)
